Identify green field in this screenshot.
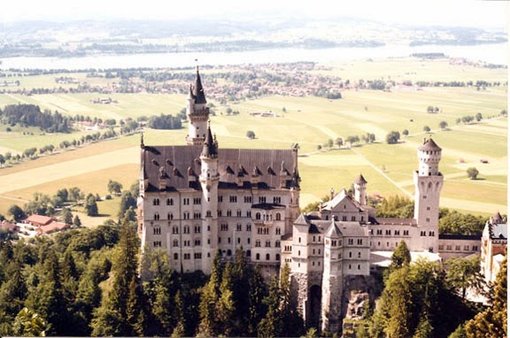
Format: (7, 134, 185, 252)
(0, 58, 506, 222)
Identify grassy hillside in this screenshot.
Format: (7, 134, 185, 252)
(0, 59, 506, 222)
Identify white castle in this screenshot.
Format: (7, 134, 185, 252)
(138, 68, 481, 332)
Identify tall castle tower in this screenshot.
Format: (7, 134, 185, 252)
(353, 174, 367, 206)
(199, 123, 219, 274)
(186, 66, 210, 145)
(413, 138, 443, 252)
(321, 221, 344, 333)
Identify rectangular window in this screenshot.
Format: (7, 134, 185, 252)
(464, 245, 470, 251)
(230, 196, 237, 203)
(153, 227, 161, 235)
(246, 211, 251, 218)
(385, 230, 391, 235)
(438, 245, 444, 250)
(403, 230, 409, 236)
(348, 239, 354, 245)
(244, 196, 252, 203)
(472, 246, 478, 251)
(184, 253, 191, 260)
(394, 230, 400, 236)
(342, 216, 347, 221)
(246, 224, 252, 231)
(429, 231, 435, 236)
(218, 196, 223, 203)
(193, 198, 201, 205)
(357, 239, 363, 245)
(351, 216, 356, 221)
(221, 224, 228, 231)
(258, 196, 266, 203)
(376, 229, 382, 235)
(236, 223, 242, 231)
(153, 241, 162, 247)
(273, 196, 281, 204)
(183, 198, 190, 205)
(194, 253, 202, 259)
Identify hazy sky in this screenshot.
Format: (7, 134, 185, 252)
(1, 0, 509, 29)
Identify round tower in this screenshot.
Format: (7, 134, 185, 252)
(186, 66, 210, 145)
(413, 138, 443, 252)
(199, 122, 219, 273)
(354, 174, 368, 206)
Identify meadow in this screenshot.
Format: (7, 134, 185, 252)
(0, 58, 506, 223)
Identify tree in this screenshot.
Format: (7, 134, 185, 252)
(246, 130, 256, 139)
(8, 204, 25, 222)
(13, 308, 48, 337)
(446, 256, 485, 300)
(85, 194, 98, 216)
(91, 220, 140, 336)
(466, 167, 479, 180)
(386, 131, 400, 144)
(475, 112, 483, 122)
(119, 191, 137, 218)
(346, 135, 360, 146)
(73, 215, 82, 227)
(327, 138, 334, 148)
(68, 187, 83, 202)
(335, 137, 343, 147)
(107, 180, 123, 195)
(439, 121, 448, 129)
(390, 240, 411, 270)
(0, 154, 5, 167)
(423, 125, 431, 132)
(438, 210, 485, 236)
(402, 129, 409, 136)
(465, 259, 507, 338)
(62, 208, 73, 225)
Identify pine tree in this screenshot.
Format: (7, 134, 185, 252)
(73, 214, 82, 227)
(0, 255, 27, 336)
(198, 251, 223, 336)
(465, 258, 507, 337)
(217, 262, 235, 336)
(91, 220, 140, 336)
(248, 266, 268, 336)
(390, 240, 411, 270)
(62, 208, 73, 225)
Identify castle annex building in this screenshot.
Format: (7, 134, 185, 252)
(139, 68, 485, 332)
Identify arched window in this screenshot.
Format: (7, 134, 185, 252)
(174, 253, 178, 260)
(153, 198, 160, 206)
(276, 254, 280, 261)
(227, 249, 232, 256)
(167, 198, 173, 205)
(266, 253, 270, 261)
(275, 213, 281, 221)
(246, 250, 251, 257)
(256, 253, 260, 260)
(256, 212, 261, 220)
(154, 213, 160, 220)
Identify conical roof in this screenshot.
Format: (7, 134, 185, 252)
(418, 138, 442, 151)
(201, 123, 217, 158)
(354, 173, 367, 185)
(193, 66, 207, 104)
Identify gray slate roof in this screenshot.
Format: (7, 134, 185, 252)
(142, 145, 297, 192)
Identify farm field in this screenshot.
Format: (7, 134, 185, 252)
(0, 58, 506, 222)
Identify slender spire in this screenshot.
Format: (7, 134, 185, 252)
(201, 121, 218, 158)
(193, 65, 207, 104)
(140, 132, 144, 148)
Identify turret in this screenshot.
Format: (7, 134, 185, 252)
(199, 122, 219, 273)
(354, 174, 367, 206)
(186, 66, 210, 145)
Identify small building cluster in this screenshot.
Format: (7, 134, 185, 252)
(15, 214, 69, 238)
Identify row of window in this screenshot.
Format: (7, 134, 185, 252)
(152, 210, 284, 221)
(439, 244, 478, 252)
(420, 231, 435, 237)
(325, 215, 365, 222)
(254, 240, 281, 248)
(374, 229, 410, 236)
(152, 196, 285, 207)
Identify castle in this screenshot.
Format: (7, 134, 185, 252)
(138, 68, 483, 332)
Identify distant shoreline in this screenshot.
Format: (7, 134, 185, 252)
(0, 43, 507, 70)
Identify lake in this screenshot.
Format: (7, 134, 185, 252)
(0, 43, 507, 70)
